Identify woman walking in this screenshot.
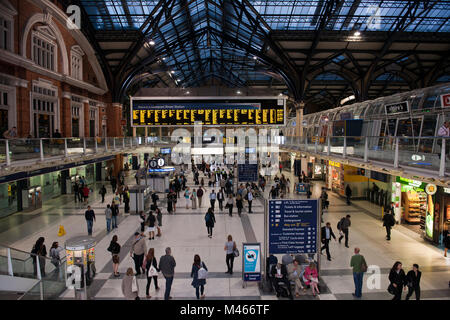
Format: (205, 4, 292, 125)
(303, 262, 320, 297)
(191, 254, 208, 299)
(205, 208, 216, 238)
(224, 235, 237, 275)
(122, 267, 140, 300)
(143, 248, 160, 299)
(31, 237, 47, 277)
(107, 235, 121, 277)
(226, 194, 234, 217)
(147, 211, 156, 240)
(49, 242, 63, 268)
(405, 264, 421, 300)
(236, 193, 243, 217)
(191, 188, 197, 210)
(388, 261, 407, 300)
(156, 208, 162, 237)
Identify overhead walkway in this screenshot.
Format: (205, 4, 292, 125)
(281, 135, 450, 186)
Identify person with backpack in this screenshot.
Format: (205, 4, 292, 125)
(382, 208, 396, 241)
(338, 215, 351, 248)
(191, 254, 208, 299)
(99, 185, 107, 203)
(107, 235, 121, 277)
(350, 247, 367, 298)
(130, 232, 147, 276)
(209, 190, 216, 210)
(224, 235, 237, 274)
(205, 208, 216, 238)
(143, 248, 160, 299)
(197, 187, 204, 208)
(31, 237, 47, 277)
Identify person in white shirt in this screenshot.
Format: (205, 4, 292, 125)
(247, 190, 253, 213)
(438, 121, 450, 159)
(210, 190, 216, 210)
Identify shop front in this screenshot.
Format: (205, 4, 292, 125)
(327, 160, 344, 194)
(435, 187, 450, 247)
(393, 176, 438, 241)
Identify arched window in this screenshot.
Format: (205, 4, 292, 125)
(32, 26, 57, 71)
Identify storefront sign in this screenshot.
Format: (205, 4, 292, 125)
(242, 243, 261, 282)
(425, 184, 437, 195)
(329, 161, 340, 168)
(268, 199, 318, 254)
(385, 101, 409, 115)
(441, 93, 450, 108)
(443, 187, 450, 194)
(396, 176, 426, 189)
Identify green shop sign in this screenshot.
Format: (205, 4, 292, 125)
(396, 176, 427, 189)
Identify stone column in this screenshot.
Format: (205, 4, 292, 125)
(83, 98, 90, 137)
(61, 92, 72, 137)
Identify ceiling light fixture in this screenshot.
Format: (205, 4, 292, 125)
(253, 56, 258, 60)
(149, 40, 155, 46)
(237, 90, 241, 94)
(170, 70, 175, 74)
(354, 31, 361, 36)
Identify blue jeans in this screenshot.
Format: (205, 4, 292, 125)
(106, 219, 111, 232)
(112, 216, 118, 228)
(86, 220, 93, 235)
(164, 276, 173, 300)
(353, 272, 364, 297)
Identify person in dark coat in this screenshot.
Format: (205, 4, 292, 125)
(405, 264, 421, 300)
(191, 254, 208, 299)
(31, 237, 47, 277)
(144, 248, 160, 298)
(388, 261, 407, 300)
(345, 185, 352, 205)
(99, 185, 107, 203)
(382, 209, 396, 241)
(321, 222, 336, 261)
(205, 208, 216, 238)
(270, 263, 293, 299)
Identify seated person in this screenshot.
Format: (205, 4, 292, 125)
(303, 262, 320, 297)
(287, 260, 305, 297)
(270, 263, 293, 300)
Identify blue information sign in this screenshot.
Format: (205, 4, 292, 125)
(268, 199, 319, 254)
(242, 243, 261, 282)
(238, 164, 258, 182)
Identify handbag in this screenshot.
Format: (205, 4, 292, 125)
(361, 261, 368, 273)
(387, 284, 396, 295)
(148, 265, 158, 277)
(233, 248, 239, 257)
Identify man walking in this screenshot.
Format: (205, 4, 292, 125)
(99, 185, 107, 203)
(350, 247, 367, 298)
(84, 206, 96, 236)
(210, 190, 216, 210)
(247, 189, 253, 213)
(197, 187, 204, 208)
(111, 201, 119, 229)
(159, 247, 176, 300)
(382, 207, 396, 241)
(130, 232, 146, 276)
(321, 222, 336, 261)
(105, 204, 112, 233)
(338, 215, 351, 248)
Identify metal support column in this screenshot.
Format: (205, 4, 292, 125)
(40, 140, 44, 161)
(364, 137, 368, 162)
(5, 140, 10, 166)
(343, 137, 347, 158)
(439, 138, 446, 177)
(327, 137, 331, 156)
(394, 137, 399, 168)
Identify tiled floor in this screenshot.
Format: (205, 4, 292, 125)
(1, 168, 449, 300)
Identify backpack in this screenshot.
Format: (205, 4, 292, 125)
(198, 263, 208, 280)
(205, 213, 211, 223)
(337, 217, 345, 230)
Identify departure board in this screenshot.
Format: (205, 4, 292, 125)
(131, 98, 285, 127)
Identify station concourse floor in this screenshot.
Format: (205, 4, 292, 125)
(1, 168, 449, 300)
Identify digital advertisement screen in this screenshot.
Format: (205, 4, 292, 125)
(160, 148, 171, 154)
(131, 98, 285, 127)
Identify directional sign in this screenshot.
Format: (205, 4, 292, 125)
(268, 199, 319, 254)
(238, 164, 258, 182)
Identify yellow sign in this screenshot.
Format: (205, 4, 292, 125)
(329, 161, 341, 168)
(57, 225, 66, 237)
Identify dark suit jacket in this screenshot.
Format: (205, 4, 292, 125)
(270, 264, 288, 279)
(321, 226, 336, 241)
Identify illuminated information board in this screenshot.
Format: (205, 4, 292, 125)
(131, 98, 285, 127)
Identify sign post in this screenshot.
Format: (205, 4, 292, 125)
(264, 198, 321, 289)
(242, 243, 262, 288)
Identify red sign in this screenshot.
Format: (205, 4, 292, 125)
(441, 94, 450, 108)
(121, 119, 127, 126)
